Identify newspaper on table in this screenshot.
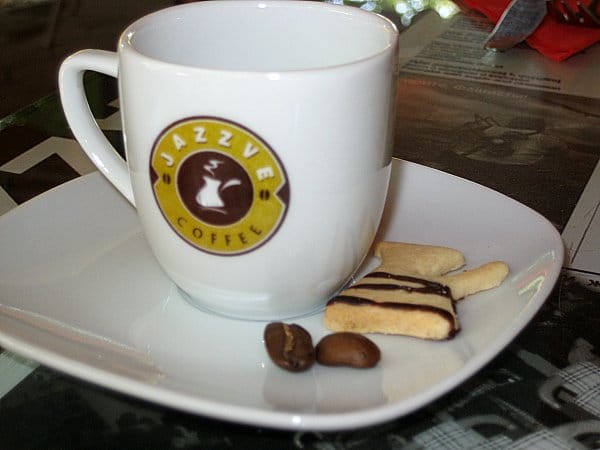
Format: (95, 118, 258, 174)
(394, 8, 600, 287)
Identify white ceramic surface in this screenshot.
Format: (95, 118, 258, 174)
(0, 159, 563, 431)
(58, 1, 398, 319)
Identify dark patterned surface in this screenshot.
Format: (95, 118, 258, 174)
(0, 0, 172, 118)
(393, 73, 600, 233)
(0, 74, 120, 203)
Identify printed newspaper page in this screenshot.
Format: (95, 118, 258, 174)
(393, 8, 600, 286)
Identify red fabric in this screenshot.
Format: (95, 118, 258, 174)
(461, 0, 600, 61)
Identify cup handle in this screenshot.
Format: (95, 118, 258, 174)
(58, 49, 135, 206)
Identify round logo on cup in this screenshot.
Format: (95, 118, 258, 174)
(150, 117, 289, 255)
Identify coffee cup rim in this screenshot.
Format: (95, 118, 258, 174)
(118, 0, 398, 75)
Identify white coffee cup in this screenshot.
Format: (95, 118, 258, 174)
(59, 0, 398, 320)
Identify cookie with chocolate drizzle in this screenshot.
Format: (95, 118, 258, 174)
(324, 242, 509, 340)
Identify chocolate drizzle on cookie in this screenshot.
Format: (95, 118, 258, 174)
(336, 270, 457, 313)
(326, 270, 459, 339)
(349, 271, 453, 299)
(327, 295, 458, 339)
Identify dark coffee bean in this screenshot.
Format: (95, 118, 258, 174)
(264, 322, 315, 372)
(316, 332, 380, 368)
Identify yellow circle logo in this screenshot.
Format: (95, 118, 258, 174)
(150, 117, 289, 255)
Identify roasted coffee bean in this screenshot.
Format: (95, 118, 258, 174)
(264, 322, 315, 372)
(316, 332, 380, 368)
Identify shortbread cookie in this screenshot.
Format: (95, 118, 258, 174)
(324, 242, 509, 340)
